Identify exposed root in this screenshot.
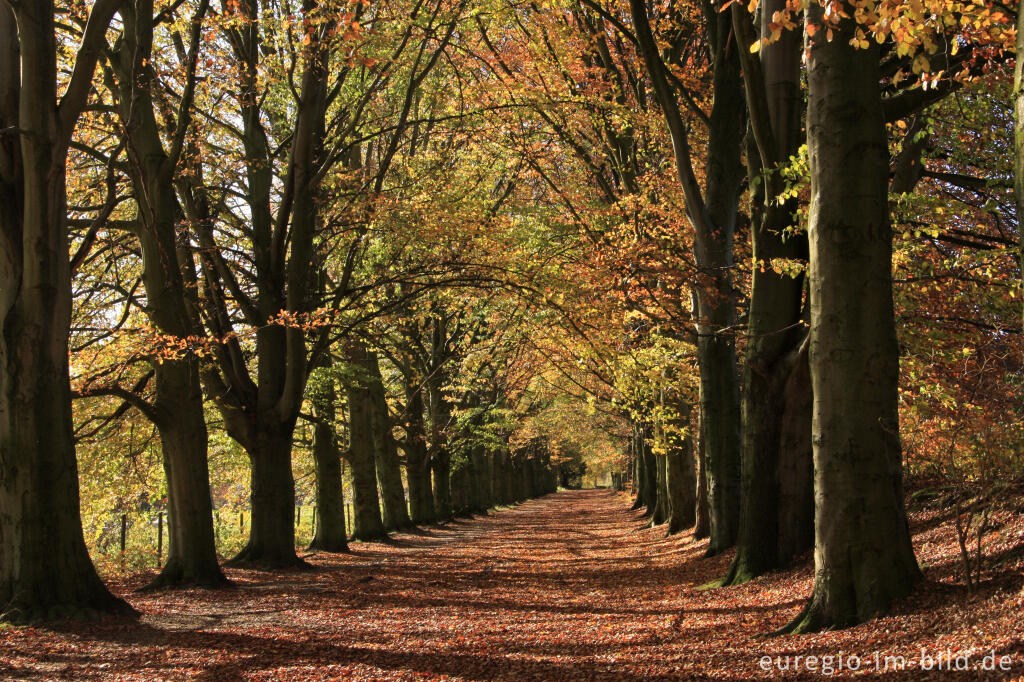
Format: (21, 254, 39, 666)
(1, 594, 136, 625)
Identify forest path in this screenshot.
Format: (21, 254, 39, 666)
(3, 489, 1020, 680)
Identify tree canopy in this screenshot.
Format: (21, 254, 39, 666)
(0, 0, 1021, 661)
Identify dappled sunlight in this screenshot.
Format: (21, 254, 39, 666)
(2, 490, 1022, 679)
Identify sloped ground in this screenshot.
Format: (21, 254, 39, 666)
(1, 489, 1022, 680)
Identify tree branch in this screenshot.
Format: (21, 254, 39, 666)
(59, 0, 121, 141)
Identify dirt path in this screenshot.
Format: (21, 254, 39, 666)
(2, 489, 1022, 680)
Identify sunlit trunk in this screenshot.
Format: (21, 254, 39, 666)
(782, 6, 920, 631)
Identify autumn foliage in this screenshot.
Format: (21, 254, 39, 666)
(0, 0, 1022, 675)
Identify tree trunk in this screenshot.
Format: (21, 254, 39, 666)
(776, 348, 814, 562)
(694, 6, 745, 557)
(203, 0, 327, 571)
(504, 449, 517, 503)
(404, 383, 435, 524)
(491, 449, 506, 505)
(0, 0, 132, 622)
(523, 452, 536, 498)
(695, 327, 740, 552)
(631, 0, 743, 554)
(693, 415, 711, 540)
(640, 430, 658, 518)
(652, 451, 669, 526)
(722, 0, 813, 587)
(629, 429, 646, 511)
(149, 363, 225, 587)
(514, 452, 530, 502)
(366, 353, 410, 530)
(622, 448, 630, 491)
(233, 425, 302, 566)
(346, 343, 386, 541)
(492, 448, 511, 506)
(429, 385, 453, 520)
(782, 7, 920, 632)
(666, 399, 697, 535)
(451, 461, 470, 515)
(108, 2, 225, 588)
(1016, 4, 1024, 328)
(725, 337, 813, 585)
(308, 378, 347, 553)
(431, 451, 452, 518)
(470, 446, 491, 513)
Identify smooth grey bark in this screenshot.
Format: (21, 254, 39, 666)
(427, 319, 453, 520)
(0, 0, 132, 622)
(451, 460, 470, 515)
(781, 6, 920, 632)
(665, 398, 697, 535)
(641, 430, 658, 518)
(149, 366, 225, 587)
(531, 453, 540, 497)
(652, 450, 669, 526)
(200, 0, 335, 568)
(775, 350, 814, 562)
(308, 371, 347, 553)
(630, 427, 647, 511)
(488, 453, 503, 500)
(722, 1, 813, 587)
(429, 422, 452, 519)
(237, 426, 301, 564)
(345, 342, 387, 541)
(469, 446, 492, 513)
(492, 447, 513, 506)
(489, 448, 503, 505)
(404, 380, 435, 524)
(505, 448, 518, 503)
(107, 0, 225, 589)
(695, 15, 745, 553)
(366, 352, 411, 530)
(631, 0, 743, 554)
(513, 450, 530, 502)
(693, 415, 711, 540)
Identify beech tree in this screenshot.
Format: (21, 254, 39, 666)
(0, 0, 132, 621)
(630, 0, 744, 554)
(307, 361, 348, 552)
(403, 369, 437, 524)
(781, 2, 921, 632)
(721, 0, 813, 586)
(1015, 5, 1024, 326)
(344, 339, 388, 540)
(366, 350, 413, 531)
(194, 0, 343, 566)
(93, 0, 226, 588)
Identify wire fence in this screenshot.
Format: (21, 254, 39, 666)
(87, 503, 355, 575)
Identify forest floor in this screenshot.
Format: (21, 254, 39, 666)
(2, 489, 1024, 680)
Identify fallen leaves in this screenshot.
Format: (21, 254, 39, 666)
(1, 489, 1022, 679)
